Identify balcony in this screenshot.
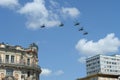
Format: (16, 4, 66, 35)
(0, 61, 41, 72)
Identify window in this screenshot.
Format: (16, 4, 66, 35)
(27, 58, 30, 65)
(6, 55, 9, 63)
(0, 55, 2, 63)
(27, 71, 30, 77)
(6, 69, 13, 76)
(91, 77, 97, 80)
(11, 56, 14, 63)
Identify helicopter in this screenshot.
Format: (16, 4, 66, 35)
(40, 24, 45, 28)
(83, 32, 88, 35)
(78, 27, 84, 31)
(74, 22, 80, 26)
(59, 23, 64, 27)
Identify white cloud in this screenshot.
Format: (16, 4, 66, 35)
(41, 68, 52, 76)
(18, 0, 80, 29)
(41, 68, 64, 76)
(78, 57, 86, 63)
(0, 0, 80, 29)
(0, 0, 19, 9)
(76, 33, 120, 56)
(50, 0, 59, 7)
(62, 7, 80, 18)
(54, 70, 64, 76)
(18, 0, 60, 29)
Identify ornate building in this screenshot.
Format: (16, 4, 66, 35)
(0, 43, 41, 80)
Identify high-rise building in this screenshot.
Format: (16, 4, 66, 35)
(77, 54, 120, 80)
(86, 54, 120, 76)
(0, 43, 41, 80)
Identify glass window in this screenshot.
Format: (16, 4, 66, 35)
(6, 55, 9, 63)
(11, 56, 14, 63)
(0, 55, 2, 63)
(27, 71, 30, 77)
(6, 69, 13, 76)
(27, 58, 30, 65)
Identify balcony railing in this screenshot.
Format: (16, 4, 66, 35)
(0, 60, 41, 71)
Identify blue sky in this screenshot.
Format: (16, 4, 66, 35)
(0, 0, 120, 80)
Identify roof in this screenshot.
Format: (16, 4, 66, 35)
(77, 73, 119, 80)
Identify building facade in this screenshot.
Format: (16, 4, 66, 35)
(77, 54, 120, 80)
(86, 54, 120, 76)
(0, 43, 41, 80)
(77, 73, 119, 80)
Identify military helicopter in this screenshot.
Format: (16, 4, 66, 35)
(78, 26, 88, 35)
(40, 24, 45, 28)
(78, 27, 84, 31)
(83, 32, 88, 35)
(59, 22, 64, 27)
(74, 22, 80, 26)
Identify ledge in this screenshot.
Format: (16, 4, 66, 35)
(0, 63, 41, 73)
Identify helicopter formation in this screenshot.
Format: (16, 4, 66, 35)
(74, 22, 88, 35)
(40, 22, 88, 35)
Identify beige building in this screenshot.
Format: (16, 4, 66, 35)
(77, 73, 119, 80)
(0, 43, 41, 80)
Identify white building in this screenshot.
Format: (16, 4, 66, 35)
(0, 43, 41, 80)
(86, 54, 120, 76)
